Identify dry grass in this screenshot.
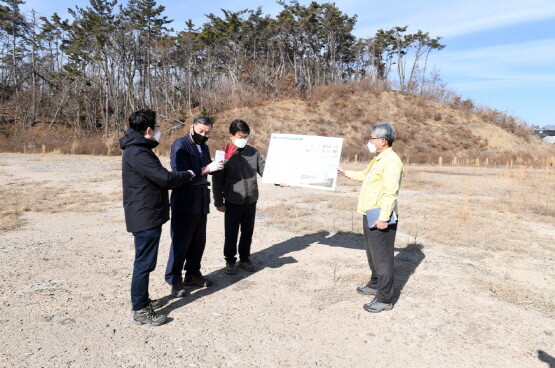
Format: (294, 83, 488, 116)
(2, 125, 121, 156)
(2, 153, 553, 314)
(262, 163, 555, 314)
(397, 166, 554, 274)
(397, 165, 554, 313)
(262, 186, 361, 234)
(4, 84, 554, 166)
(264, 198, 344, 234)
(213, 86, 555, 166)
(0, 180, 115, 231)
(402, 165, 555, 226)
(476, 278, 554, 314)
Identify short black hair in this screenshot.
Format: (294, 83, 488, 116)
(193, 116, 214, 126)
(229, 119, 250, 135)
(129, 109, 156, 133)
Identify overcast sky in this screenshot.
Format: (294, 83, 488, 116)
(20, 0, 555, 127)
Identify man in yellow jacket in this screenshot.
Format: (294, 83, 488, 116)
(338, 122, 403, 313)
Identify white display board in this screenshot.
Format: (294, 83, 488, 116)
(262, 133, 343, 191)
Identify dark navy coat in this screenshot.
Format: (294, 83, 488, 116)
(170, 133, 212, 215)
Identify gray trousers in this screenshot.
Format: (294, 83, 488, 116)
(362, 215, 397, 303)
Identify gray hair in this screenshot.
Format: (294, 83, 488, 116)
(371, 122, 395, 146)
(193, 116, 214, 126)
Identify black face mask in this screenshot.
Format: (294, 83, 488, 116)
(191, 129, 209, 145)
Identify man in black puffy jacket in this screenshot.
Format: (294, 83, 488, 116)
(120, 109, 194, 326)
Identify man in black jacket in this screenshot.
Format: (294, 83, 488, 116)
(212, 120, 265, 275)
(120, 109, 194, 326)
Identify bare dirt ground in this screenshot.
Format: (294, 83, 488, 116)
(0, 153, 554, 368)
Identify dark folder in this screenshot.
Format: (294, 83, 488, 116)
(184, 177, 211, 189)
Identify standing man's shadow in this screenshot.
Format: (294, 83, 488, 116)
(319, 231, 425, 304)
(158, 231, 330, 315)
(158, 231, 425, 315)
(539, 350, 555, 368)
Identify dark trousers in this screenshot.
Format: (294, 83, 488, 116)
(224, 201, 257, 263)
(165, 211, 207, 285)
(362, 215, 397, 304)
(131, 226, 162, 311)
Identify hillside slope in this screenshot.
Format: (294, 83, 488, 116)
(2, 84, 554, 165)
(200, 86, 554, 165)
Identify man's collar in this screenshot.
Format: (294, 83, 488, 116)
(375, 147, 392, 160)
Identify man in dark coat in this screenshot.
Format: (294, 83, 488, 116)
(120, 109, 195, 326)
(165, 116, 223, 297)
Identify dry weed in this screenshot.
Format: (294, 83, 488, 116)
(263, 205, 321, 234)
(0, 180, 114, 231)
(476, 278, 554, 315)
(396, 165, 554, 312)
(297, 194, 330, 204)
(263, 163, 554, 313)
(262, 188, 361, 235)
(5, 85, 554, 166)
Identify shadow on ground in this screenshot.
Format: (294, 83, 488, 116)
(538, 350, 555, 368)
(158, 231, 425, 316)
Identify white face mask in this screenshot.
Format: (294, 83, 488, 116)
(153, 130, 161, 142)
(234, 138, 248, 149)
(367, 142, 377, 153)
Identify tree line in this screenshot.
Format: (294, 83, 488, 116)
(0, 0, 444, 134)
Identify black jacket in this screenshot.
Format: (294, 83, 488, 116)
(212, 145, 265, 207)
(120, 128, 193, 233)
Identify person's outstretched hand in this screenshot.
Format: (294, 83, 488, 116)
(207, 160, 224, 172)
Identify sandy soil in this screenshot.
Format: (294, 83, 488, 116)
(0, 153, 553, 368)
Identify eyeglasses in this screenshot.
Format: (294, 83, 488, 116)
(368, 137, 384, 141)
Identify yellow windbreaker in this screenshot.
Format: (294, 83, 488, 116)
(345, 147, 404, 221)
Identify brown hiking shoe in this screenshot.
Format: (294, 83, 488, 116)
(184, 275, 214, 288)
(133, 306, 167, 326)
(237, 261, 256, 272)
